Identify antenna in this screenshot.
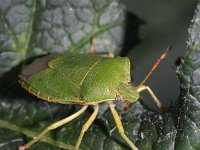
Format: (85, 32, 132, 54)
(138, 45, 172, 87)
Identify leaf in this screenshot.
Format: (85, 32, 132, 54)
(0, 0, 141, 150)
(135, 1, 200, 150)
(174, 3, 200, 149)
(0, 0, 139, 77)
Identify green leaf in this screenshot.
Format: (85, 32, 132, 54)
(0, 0, 141, 150)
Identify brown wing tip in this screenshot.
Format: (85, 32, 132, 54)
(19, 55, 55, 81)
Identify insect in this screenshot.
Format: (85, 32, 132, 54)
(18, 38, 171, 150)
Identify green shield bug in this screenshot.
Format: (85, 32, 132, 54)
(18, 39, 172, 150)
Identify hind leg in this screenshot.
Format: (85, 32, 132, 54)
(18, 106, 88, 150)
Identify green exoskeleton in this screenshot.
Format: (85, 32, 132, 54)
(18, 38, 171, 150)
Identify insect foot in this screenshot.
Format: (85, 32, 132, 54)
(159, 104, 169, 112)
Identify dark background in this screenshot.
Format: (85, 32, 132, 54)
(121, 0, 197, 110)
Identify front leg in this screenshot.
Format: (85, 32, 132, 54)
(136, 85, 167, 110)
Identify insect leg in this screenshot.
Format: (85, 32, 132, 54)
(136, 85, 165, 109)
(18, 105, 88, 150)
(89, 37, 96, 54)
(75, 104, 99, 150)
(109, 102, 138, 150)
(95, 51, 114, 58)
(89, 37, 114, 58)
